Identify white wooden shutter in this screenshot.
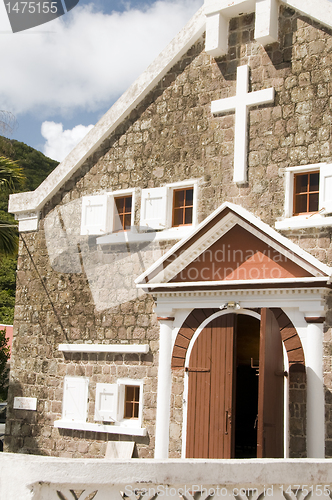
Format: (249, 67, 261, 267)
(62, 376, 89, 422)
(319, 164, 332, 214)
(94, 383, 118, 422)
(140, 187, 168, 229)
(81, 195, 113, 235)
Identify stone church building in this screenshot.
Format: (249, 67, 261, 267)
(5, 0, 332, 460)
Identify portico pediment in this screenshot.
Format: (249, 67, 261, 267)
(136, 202, 332, 291)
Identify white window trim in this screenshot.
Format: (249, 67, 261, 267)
(117, 378, 144, 429)
(54, 419, 147, 437)
(165, 179, 198, 231)
(110, 188, 136, 231)
(276, 163, 332, 230)
(96, 224, 194, 245)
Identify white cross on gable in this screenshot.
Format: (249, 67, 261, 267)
(211, 65, 274, 185)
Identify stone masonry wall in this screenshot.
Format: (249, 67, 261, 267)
(5, 6, 332, 458)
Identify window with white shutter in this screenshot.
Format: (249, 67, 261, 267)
(319, 164, 332, 214)
(81, 195, 112, 235)
(81, 190, 135, 236)
(117, 379, 143, 427)
(94, 383, 118, 422)
(62, 376, 89, 422)
(140, 187, 169, 230)
(276, 163, 332, 230)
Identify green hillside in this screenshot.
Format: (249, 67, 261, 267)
(0, 136, 59, 323)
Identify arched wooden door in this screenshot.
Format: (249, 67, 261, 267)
(185, 309, 284, 459)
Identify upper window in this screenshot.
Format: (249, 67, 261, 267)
(140, 181, 197, 231)
(81, 189, 135, 236)
(114, 195, 132, 231)
(293, 171, 319, 216)
(172, 188, 194, 227)
(275, 163, 332, 230)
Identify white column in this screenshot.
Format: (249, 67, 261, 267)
(154, 316, 174, 459)
(305, 318, 325, 458)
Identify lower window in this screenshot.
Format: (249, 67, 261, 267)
(124, 385, 140, 419)
(94, 378, 143, 428)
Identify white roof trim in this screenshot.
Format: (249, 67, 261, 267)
(135, 202, 332, 285)
(137, 276, 330, 289)
(8, 7, 206, 215)
(281, 0, 332, 30)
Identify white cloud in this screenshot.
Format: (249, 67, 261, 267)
(0, 0, 202, 117)
(41, 121, 94, 161)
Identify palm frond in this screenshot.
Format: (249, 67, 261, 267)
(0, 220, 18, 255)
(0, 156, 25, 193)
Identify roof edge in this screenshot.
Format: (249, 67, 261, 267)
(135, 202, 332, 284)
(8, 6, 206, 215)
(281, 0, 332, 30)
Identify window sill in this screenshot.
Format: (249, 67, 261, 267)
(96, 226, 194, 245)
(58, 344, 149, 354)
(54, 419, 147, 437)
(275, 214, 332, 230)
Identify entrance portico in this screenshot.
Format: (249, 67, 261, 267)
(136, 202, 331, 459)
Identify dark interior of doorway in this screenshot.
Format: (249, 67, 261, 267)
(234, 314, 260, 458)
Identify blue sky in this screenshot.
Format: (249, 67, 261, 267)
(0, 0, 202, 160)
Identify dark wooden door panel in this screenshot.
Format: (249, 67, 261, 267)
(186, 314, 236, 458)
(186, 321, 211, 458)
(257, 308, 284, 458)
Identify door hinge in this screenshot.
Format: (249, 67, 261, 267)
(185, 367, 210, 372)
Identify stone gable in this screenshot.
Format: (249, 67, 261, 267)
(5, 6, 332, 458)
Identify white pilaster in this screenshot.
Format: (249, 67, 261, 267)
(205, 12, 228, 58)
(305, 317, 325, 458)
(255, 0, 279, 45)
(154, 316, 174, 459)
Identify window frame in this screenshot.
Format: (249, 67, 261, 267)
(114, 194, 133, 232)
(172, 187, 194, 227)
(293, 170, 320, 216)
(276, 163, 332, 230)
(117, 378, 144, 428)
(166, 180, 198, 230)
(124, 384, 140, 419)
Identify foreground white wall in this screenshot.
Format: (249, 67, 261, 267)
(1, 453, 332, 499)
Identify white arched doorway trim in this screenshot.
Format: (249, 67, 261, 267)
(154, 287, 326, 459)
(182, 308, 262, 458)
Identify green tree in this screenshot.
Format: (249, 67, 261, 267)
(0, 156, 25, 255)
(0, 136, 58, 324)
(0, 328, 10, 401)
